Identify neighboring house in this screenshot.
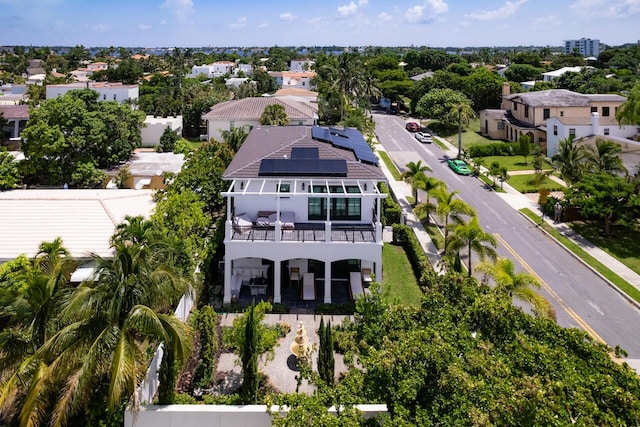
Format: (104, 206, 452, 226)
(235, 63, 253, 76)
(70, 69, 91, 82)
(546, 112, 637, 156)
(202, 96, 318, 142)
(0, 104, 29, 143)
(479, 83, 628, 155)
(105, 151, 185, 190)
(0, 84, 26, 105)
(141, 115, 182, 146)
(188, 61, 238, 78)
(290, 59, 315, 72)
(542, 66, 590, 82)
(225, 77, 250, 88)
(221, 125, 386, 304)
(0, 189, 155, 263)
(46, 82, 139, 103)
(87, 62, 109, 72)
(410, 71, 434, 81)
(269, 71, 316, 90)
(26, 74, 46, 86)
(26, 59, 45, 77)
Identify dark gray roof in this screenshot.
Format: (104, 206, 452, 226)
(223, 126, 385, 181)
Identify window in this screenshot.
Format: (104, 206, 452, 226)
(113, 94, 117, 100)
(569, 128, 576, 138)
(524, 106, 529, 118)
(553, 125, 558, 136)
(308, 198, 326, 220)
(591, 106, 597, 113)
(103, 94, 107, 100)
(513, 102, 517, 111)
(602, 106, 610, 117)
(279, 183, 290, 193)
(543, 108, 550, 119)
(560, 111, 564, 117)
(604, 128, 610, 135)
(308, 189, 362, 221)
(497, 122, 505, 130)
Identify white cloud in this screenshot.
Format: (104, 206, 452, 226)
(570, 0, 640, 18)
(338, 1, 358, 16)
(93, 23, 111, 32)
(377, 12, 392, 23)
(258, 22, 268, 28)
(280, 12, 297, 21)
(359, 0, 369, 5)
(138, 23, 152, 30)
(466, 0, 528, 21)
(229, 16, 247, 29)
(404, 0, 449, 24)
(161, 0, 194, 23)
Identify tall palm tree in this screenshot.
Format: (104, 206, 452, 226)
(220, 125, 249, 152)
(401, 160, 431, 203)
(446, 217, 497, 276)
(434, 187, 477, 252)
(585, 138, 627, 175)
(477, 257, 556, 320)
(447, 101, 477, 158)
(552, 137, 587, 186)
(413, 175, 444, 224)
(259, 103, 288, 125)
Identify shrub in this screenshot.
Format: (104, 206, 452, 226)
(392, 224, 431, 279)
(192, 306, 219, 388)
(380, 182, 402, 225)
(467, 142, 520, 158)
(315, 302, 357, 315)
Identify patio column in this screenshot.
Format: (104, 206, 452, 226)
(223, 259, 232, 304)
(325, 221, 331, 242)
(324, 261, 332, 304)
(273, 261, 282, 304)
(375, 261, 382, 285)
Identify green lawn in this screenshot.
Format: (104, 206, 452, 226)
(520, 209, 640, 305)
(382, 243, 422, 306)
(570, 221, 640, 275)
(378, 151, 402, 181)
(507, 174, 565, 193)
(474, 155, 553, 171)
(423, 222, 444, 251)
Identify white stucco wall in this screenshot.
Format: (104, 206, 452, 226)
(546, 117, 638, 156)
(141, 116, 183, 146)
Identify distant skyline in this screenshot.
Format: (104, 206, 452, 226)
(1, 0, 638, 49)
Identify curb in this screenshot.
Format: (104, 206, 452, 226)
(517, 210, 640, 312)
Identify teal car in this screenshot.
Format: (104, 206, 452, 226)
(448, 159, 471, 175)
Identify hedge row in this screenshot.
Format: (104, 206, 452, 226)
(380, 181, 402, 226)
(192, 306, 219, 388)
(392, 224, 432, 279)
(467, 142, 520, 158)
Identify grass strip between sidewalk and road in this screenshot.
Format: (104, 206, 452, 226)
(520, 208, 640, 305)
(378, 151, 402, 181)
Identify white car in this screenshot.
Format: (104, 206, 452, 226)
(415, 131, 433, 143)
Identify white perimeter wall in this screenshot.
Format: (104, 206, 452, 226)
(125, 404, 388, 427)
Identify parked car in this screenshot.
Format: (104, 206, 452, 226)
(415, 131, 433, 143)
(448, 159, 472, 175)
(405, 122, 420, 132)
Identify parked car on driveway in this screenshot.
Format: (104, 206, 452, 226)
(415, 131, 433, 143)
(405, 122, 420, 132)
(447, 159, 472, 175)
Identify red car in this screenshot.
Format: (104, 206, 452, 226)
(405, 122, 420, 132)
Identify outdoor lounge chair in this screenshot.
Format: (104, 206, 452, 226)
(290, 267, 300, 287)
(361, 268, 372, 284)
(349, 271, 364, 300)
(301, 272, 316, 300)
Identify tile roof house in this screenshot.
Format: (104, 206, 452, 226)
(221, 126, 386, 306)
(478, 83, 631, 156)
(0, 104, 29, 143)
(202, 96, 317, 142)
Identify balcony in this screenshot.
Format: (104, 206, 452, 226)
(230, 222, 378, 243)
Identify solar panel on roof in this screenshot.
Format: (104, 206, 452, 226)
(291, 147, 319, 159)
(259, 158, 347, 176)
(312, 126, 378, 166)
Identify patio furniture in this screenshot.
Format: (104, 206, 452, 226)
(249, 276, 267, 296)
(349, 272, 364, 300)
(361, 268, 372, 285)
(290, 267, 300, 287)
(301, 272, 316, 300)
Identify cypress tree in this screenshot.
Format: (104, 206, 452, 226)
(241, 303, 259, 403)
(317, 317, 326, 383)
(325, 321, 335, 386)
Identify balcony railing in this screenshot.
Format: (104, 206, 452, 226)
(230, 223, 377, 243)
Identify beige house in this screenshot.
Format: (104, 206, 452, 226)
(202, 96, 318, 142)
(479, 83, 627, 154)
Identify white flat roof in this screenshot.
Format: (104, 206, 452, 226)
(0, 189, 155, 262)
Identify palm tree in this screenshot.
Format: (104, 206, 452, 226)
(259, 103, 288, 126)
(413, 175, 444, 224)
(447, 101, 477, 158)
(401, 160, 431, 203)
(585, 138, 627, 175)
(446, 217, 497, 276)
(477, 257, 556, 320)
(552, 137, 587, 186)
(434, 187, 477, 252)
(220, 125, 249, 152)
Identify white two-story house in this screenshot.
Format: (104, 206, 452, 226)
(221, 125, 386, 305)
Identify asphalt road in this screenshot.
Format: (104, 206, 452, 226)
(374, 113, 640, 359)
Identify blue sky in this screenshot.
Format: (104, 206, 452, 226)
(1, 0, 638, 48)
